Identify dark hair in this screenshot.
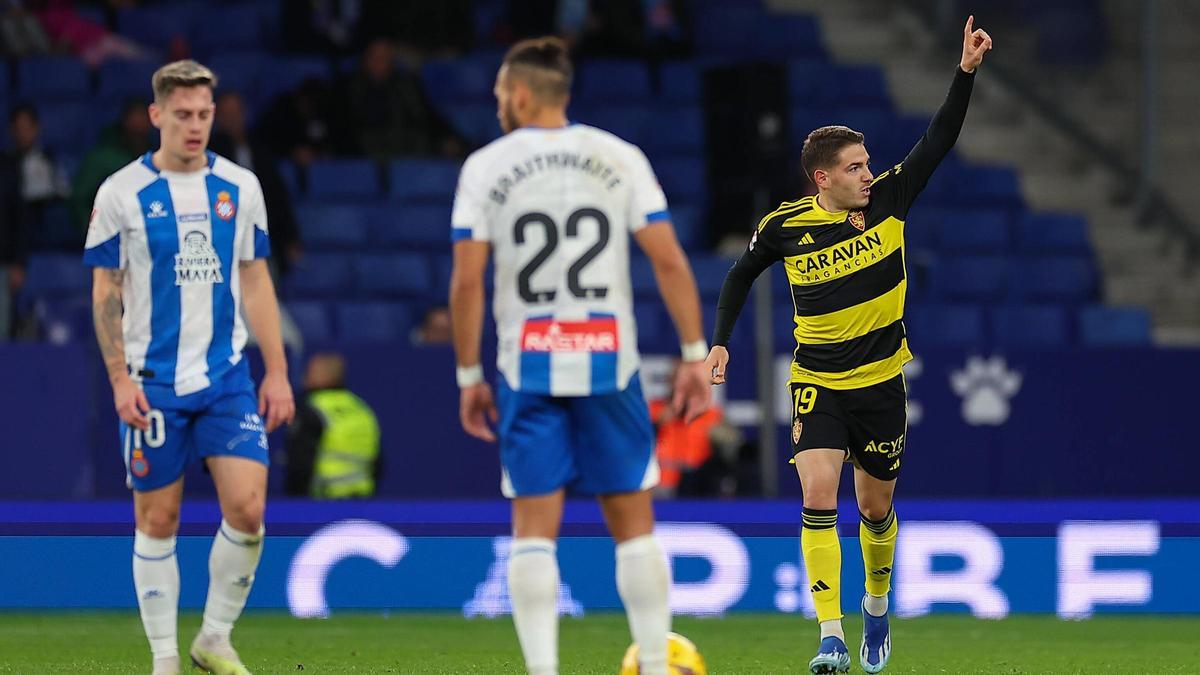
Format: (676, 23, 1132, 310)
(800, 125, 865, 181)
(501, 36, 573, 100)
(9, 103, 38, 125)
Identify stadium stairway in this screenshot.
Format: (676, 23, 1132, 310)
(777, 0, 1194, 344)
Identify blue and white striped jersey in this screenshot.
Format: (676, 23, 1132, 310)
(452, 124, 670, 397)
(83, 151, 270, 396)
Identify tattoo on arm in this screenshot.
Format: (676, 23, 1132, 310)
(93, 269, 126, 378)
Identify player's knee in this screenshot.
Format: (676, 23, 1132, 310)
(858, 499, 893, 522)
(223, 496, 265, 533)
(137, 505, 180, 538)
(801, 488, 838, 510)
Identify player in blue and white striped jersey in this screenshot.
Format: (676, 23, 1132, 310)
(83, 60, 294, 675)
(450, 38, 712, 675)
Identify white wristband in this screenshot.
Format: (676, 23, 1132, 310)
(456, 364, 484, 388)
(680, 340, 708, 362)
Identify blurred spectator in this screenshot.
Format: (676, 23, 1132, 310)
(412, 306, 452, 345)
(258, 78, 342, 166)
(359, 0, 473, 56)
(5, 105, 71, 230)
(0, 146, 26, 341)
(344, 38, 464, 160)
(31, 0, 149, 67)
(210, 91, 303, 278)
(649, 361, 742, 497)
(285, 353, 382, 499)
(1, 0, 52, 57)
(572, 0, 647, 59)
(281, 0, 363, 55)
(69, 98, 152, 232)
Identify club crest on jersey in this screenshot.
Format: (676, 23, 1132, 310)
(130, 448, 150, 478)
(174, 230, 224, 285)
(214, 191, 236, 221)
(521, 316, 619, 353)
(848, 210, 865, 231)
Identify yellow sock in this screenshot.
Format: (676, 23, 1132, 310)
(860, 508, 898, 598)
(801, 508, 842, 623)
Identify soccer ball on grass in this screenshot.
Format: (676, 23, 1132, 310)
(619, 631, 707, 674)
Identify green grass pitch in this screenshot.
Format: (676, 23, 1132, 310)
(0, 612, 1197, 673)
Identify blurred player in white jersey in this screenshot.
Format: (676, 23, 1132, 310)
(83, 61, 294, 675)
(449, 37, 712, 675)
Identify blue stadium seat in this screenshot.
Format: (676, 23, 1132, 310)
(37, 103, 94, 153)
(258, 57, 334, 105)
(669, 205, 703, 248)
(658, 62, 701, 104)
(774, 302, 799, 347)
(902, 206, 942, 253)
(0, 67, 8, 97)
(690, 255, 735, 300)
(936, 209, 1010, 253)
(438, 102, 503, 146)
(285, 301, 334, 344)
(991, 305, 1069, 347)
(930, 256, 1008, 301)
(277, 160, 302, 197)
(950, 166, 1023, 207)
(655, 157, 705, 207)
(693, 5, 761, 57)
(754, 13, 824, 60)
(1015, 212, 1092, 254)
(283, 253, 354, 298)
(306, 160, 381, 200)
(905, 305, 985, 347)
(295, 204, 370, 249)
(336, 302, 413, 343)
(191, 5, 268, 53)
(117, 4, 195, 50)
(354, 253, 433, 297)
(630, 256, 658, 298)
(575, 60, 652, 103)
(1078, 305, 1151, 347)
(1009, 257, 1095, 302)
(389, 159, 461, 203)
(372, 205, 452, 248)
(788, 62, 890, 107)
(18, 57, 90, 100)
(421, 56, 501, 105)
(633, 302, 670, 353)
(574, 104, 650, 146)
(22, 254, 91, 298)
(98, 60, 159, 101)
(643, 106, 704, 157)
(32, 296, 91, 344)
(206, 51, 269, 100)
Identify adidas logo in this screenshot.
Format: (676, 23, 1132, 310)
(810, 579, 831, 593)
(798, 232, 815, 246)
(871, 566, 892, 576)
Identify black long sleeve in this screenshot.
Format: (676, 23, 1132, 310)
(895, 67, 975, 201)
(284, 401, 324, 497)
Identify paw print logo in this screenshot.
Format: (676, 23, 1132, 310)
(950, 356, 1022, 426)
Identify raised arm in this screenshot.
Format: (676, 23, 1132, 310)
(896, 16, 992, 195)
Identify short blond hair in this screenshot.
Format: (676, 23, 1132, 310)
(151, 60, 218, 102)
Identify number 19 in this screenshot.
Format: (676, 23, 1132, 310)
(793, 387, 818, 415)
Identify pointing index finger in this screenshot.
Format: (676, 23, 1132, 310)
(965, 14, 974, 37)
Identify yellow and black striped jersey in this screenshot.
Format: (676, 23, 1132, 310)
(712, 67, 976, 390)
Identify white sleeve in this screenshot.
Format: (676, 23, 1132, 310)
(451, 153, 491, 243)
(82, 180, 125, 269)
(238, 175, 270, 261)
(626, 146, 670, 232)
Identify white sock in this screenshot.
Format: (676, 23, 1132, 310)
(507, 537, 559, 675)
(863, 593, 888, 617)
(201, 520, 264, 638)
(616, 534, 671, 675)
(133, 530, 180, 660)
(820, 619, 846, 642)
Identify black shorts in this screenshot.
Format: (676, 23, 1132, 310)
(789, 374, 907, 481)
